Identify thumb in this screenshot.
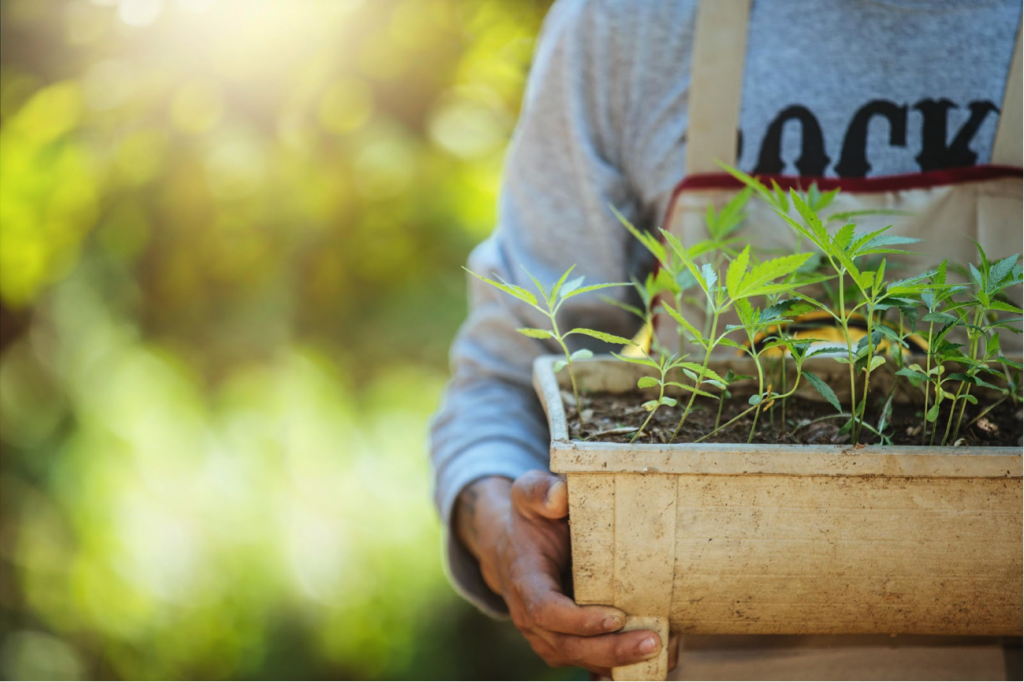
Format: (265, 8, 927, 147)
(512, 470, 568, 520)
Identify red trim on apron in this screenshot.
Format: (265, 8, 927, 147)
(669, 163, 1022, 202)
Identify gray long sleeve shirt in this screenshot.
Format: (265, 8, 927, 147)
(430, 0, 1022, 617)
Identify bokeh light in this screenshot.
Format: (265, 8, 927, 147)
(0, 0, 574, 679)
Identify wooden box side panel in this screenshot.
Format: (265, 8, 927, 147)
(670, 475, 1024, 636)
(567, 474, 615, 604)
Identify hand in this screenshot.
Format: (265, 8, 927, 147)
(455, 471, 677, 677)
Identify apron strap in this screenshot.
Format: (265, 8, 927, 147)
(689, 5, 1022, 171)
(992, 19, 1022, 167)
(686, 0, 752, 175)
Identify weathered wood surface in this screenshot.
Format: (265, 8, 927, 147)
(535, 355, 1024, 680)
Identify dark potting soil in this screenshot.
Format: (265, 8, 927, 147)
(566, 391, 1023, 447)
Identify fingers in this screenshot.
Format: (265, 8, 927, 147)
(512, 470, 568, 520)
(512, 573, 625, 636)
(543, 629, 664, 671)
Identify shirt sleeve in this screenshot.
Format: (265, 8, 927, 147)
(429, 0, 647, 618)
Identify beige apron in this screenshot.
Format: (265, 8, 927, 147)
(655, 1, 1023, 679)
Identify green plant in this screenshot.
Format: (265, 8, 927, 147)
(614, 350, 716, 443)
(464, 265, 632, 428)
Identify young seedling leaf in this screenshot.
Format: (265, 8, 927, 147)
(569, 328, 635, 346)
(553, 359, 568, 373)
(559, 275, 586, 299)
(921, 311, 957, 325)
(517, 328, 553, 339)
(561, 282, 630, 300)
(611, 352, 660, 369)
(679, 362, 725, 384)
(662, 302, 706, 345)
(637, 376, 660, 389)
(926, 404, 940, 422)
(804, 371, 842, 413)
(642, 400, 660, 412)
(549, 265, 577, 300)
(465, 268, 538, 307)
(660, 396, 678, 407)
(570, 348, 594, 362)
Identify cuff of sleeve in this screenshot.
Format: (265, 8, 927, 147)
(437, 442, 548, 619)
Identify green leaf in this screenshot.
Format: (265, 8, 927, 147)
(660, 396, 678, 407)
(561, 282, 630, 300)
(611, 204, 666, 263)
(865, 356, 886, 372)
(664, 382, 716, 399)
(642, 400, 660, 412)
(735, 253, 813, 299)
(701, 263, 718, 292)
(804, 371, 843, 413)
(522, 268, 549, 303)
(661, 302, 705, 345)
(637, 376, 660, 389)
(921, 312, 957, 325)
(926, 404, 940, 422)
(549, 265, 577, 300)
(559, 275, 586, 299)
(748, 394, 762, 406)
(726, 245, 750, 299)
(464, 268, 538, 307)
(553, 359, 568, 373)
(679, 362, 725, 384)
(962, 393, 979, 405)
(569, 328, 636, 346)
(988, 299, 1023, 314)
(833, 223, 856, 251)
(517, 328, 553, 339)
(895, 367, 929, 386)
(987, 254, 1018, 294)
(611, 352, 660, 369)
(570, 348, 593, 362)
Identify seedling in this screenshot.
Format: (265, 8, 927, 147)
(464, 265, 632, 428)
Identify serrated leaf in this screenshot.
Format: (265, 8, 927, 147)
(921, 312, 957, 324)
(549, 265, 577, 300)
(559, 275, 586, 299)
(989, 299, 1023, 314)
(804, 371, 842, 413)
(517, 328, 553, 339)
(661, 301, 705, 345)
(611, 352, 660, 369)
(664, 382, 716, 399)
(465, 268, 538, 307)
(735, 253, 813, 299)
(987, 254, 1018, 294)
(561, 282, 630, 301)
(726, 245, 750, 299)
(568, 328, 636, 346)
(611, 204, 666, 263)
(833, 223, 856, 251)
(679, 362, 725, 384)
(701, 263, 718, 291)
(895, 367, 929, 386)
(637, 376, 660, 389)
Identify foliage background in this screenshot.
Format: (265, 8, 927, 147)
(0, 0, 574, 678)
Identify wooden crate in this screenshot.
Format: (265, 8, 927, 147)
(533, 355, 1023, 681)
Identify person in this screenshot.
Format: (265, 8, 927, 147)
(430, 0, 1023, 678)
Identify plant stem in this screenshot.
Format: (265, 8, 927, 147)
(631, 371, 665, 444)
(715, 396, 724, 431)
(838, 272, 860, 440)
(747, 349, 766, 444)
(790, 413, 854, 435)
(550, 316, 582, 426)
(671, 307, 721, 442)
(780, 352, 788, 439)
(697, 378, 803, 444)
(965, 395, 1007, 430)
(853, 302, 876, 445)
(921, 320, 935, 445)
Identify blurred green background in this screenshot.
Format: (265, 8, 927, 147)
(0, 0, 576, 678)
